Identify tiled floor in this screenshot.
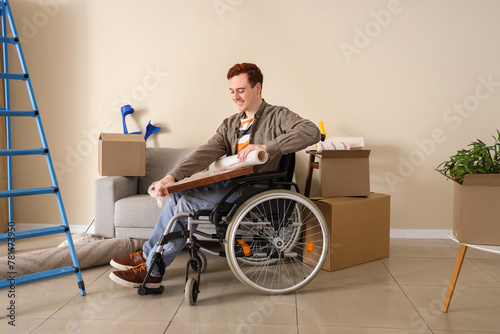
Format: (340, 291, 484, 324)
(1, 236, 500, 333)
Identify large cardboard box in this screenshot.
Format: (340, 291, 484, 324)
(318, 149, 370, 197)
(98, 133, 145, 176)
(453, 174, 500, 246)
(304, 193, 390, 271)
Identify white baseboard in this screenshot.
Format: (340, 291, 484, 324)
(12, 223, 449, 240)
(390, 229, 452, 239)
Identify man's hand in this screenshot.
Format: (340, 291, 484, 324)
(237, 144, 267, 162)
(155, 175, 176, 197)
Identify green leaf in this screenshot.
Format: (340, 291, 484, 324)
(437, 129, 500, 179)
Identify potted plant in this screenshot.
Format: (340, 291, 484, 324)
(436, 129, 500, 182)
(436, 130, 500, 246)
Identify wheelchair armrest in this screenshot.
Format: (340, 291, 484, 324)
(231, 153, 295, 184)
(230, 169, 289, 184)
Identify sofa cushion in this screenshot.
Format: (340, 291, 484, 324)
(138, 147, 197, 194)
(115, 194, 163, 229)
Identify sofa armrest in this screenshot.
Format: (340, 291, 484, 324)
(94, 176, 139, 238)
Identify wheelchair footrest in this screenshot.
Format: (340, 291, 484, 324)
(137, 286, 164, 295)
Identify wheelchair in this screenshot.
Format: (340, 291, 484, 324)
(137, 154, 329, 305)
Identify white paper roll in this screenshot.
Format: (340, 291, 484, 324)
(148, 149, 269, 207)
(213, 148, 268, 170)
(307, 136, 364, 151)
(315, 141, 351, 152)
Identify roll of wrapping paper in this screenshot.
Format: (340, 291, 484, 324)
(307, 136, 365, 151)
(150, 149, 269, 205)
(213, 148, 268, 170)
(316, 141, 351, 152)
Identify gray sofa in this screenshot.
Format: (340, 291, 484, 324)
(94, 147, 197, 239)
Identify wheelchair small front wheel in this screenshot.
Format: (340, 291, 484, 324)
(137, 287, 146, 296)
(225, 190, 329, 295)
(185, 277, 199, 305)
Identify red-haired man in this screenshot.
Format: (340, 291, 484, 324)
(109, 63, 320, 288)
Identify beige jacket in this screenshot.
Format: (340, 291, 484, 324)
(168, 100, 320, 181)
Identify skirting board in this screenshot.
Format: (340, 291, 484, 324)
(13, 223, 451, 239)
(390, 229, 452, 239)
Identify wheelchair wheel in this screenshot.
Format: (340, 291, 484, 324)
(225, 190, 328, 294)
(185, 277, 199, 305)
(190, 251, 207, 273)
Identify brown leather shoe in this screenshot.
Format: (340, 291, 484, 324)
(110, 251, 146, 270)
(109, 263, 162, 288)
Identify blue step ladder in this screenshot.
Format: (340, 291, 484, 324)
(0, 0, 85, 295)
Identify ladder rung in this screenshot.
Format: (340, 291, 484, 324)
(0, 109, 38, 116)
(0, 36, 18, 44)
(0, 148, 48, 156)
(0, 187, 58, 198)
(0, 266, 78, 289)
(0, 225, 68, 242)
(0, 72, 28, 80)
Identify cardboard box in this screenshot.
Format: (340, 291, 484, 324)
(303, 193, 390, 271)
(318, 149, 370, 197)
(98, 133, 145, 176)
(452, 174, 500, 246)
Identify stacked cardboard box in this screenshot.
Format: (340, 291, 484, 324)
(305, 149, 391, 271)
(318, 149, 371, 197)
(98, 133, 146, 176)
(305, 194, 391, 271)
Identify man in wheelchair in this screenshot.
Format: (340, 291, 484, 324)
(109, 63, 322, 295)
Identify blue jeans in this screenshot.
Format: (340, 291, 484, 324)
(142, 180, 239, 277)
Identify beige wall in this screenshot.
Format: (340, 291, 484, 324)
(6, 0, 500, 231)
